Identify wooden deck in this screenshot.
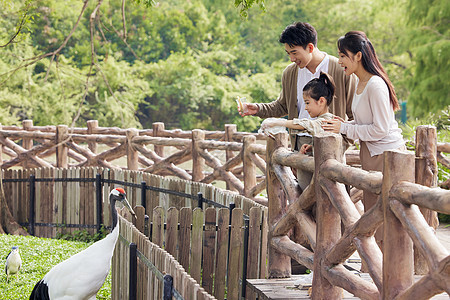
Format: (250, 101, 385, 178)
(247, 225, 450, 299)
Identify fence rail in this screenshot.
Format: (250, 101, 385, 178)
(266, 125, 449, 299)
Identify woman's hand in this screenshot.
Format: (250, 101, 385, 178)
(322, 118, 342, 133)
(238, 103, 259, 116)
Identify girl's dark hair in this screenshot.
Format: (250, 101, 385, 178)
(338, 31, 399, 111)
(303, 72, 336, 106)
(279, 22, 317, 48)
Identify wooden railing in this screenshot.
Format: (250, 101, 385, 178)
(6, 120, 444, 207)
(266, 125, 449, 299)
(0, 120, 269, 204)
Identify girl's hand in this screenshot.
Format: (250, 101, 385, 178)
(322, 119, 342, 133)
(300, 144, 312, 154)
(238, 103, 259, 116)
(260, 118, 284, 130)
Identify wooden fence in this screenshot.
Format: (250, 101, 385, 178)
(114, 204, 268, 300)
(2, 167, 266, 238)
(0, 120, 269, 204)
(2, 166, 268, 299)
(266, 125, 450, 299)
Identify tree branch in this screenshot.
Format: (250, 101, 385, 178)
(122, 0, 127, 41)
(0, 3, 30, 48)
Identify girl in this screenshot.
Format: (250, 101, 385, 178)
(322, 31, 405, 247)
(260, 72, 338, 190)
(260, 71, 337, 155)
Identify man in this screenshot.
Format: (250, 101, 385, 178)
(239, 22, 356, 150)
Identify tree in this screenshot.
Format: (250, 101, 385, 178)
(403, 0, 450, 117)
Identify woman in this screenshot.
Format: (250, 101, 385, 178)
(322, 31, 405, 247)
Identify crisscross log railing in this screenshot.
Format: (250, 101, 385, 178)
(0, 120, 268, 204)
(266, 126, 449, 300)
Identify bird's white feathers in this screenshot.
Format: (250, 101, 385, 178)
(43, 224, 119, 299)
(5, 248, 22, 276)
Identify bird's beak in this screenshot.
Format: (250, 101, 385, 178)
(123, 197, 136, 218)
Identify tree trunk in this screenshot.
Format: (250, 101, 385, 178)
(0, 174, 29, 235)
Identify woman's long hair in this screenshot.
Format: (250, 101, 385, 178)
(338, 31, 399, 111)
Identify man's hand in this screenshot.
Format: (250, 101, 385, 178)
(238, 102, 259, 116)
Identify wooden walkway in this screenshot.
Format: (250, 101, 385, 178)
(247, 225, 450, 299)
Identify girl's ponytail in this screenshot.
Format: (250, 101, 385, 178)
(303, 72, 336, 105)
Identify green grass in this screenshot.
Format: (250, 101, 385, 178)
(0, 234, 111, 300)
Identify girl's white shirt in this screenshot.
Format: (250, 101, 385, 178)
(340, 76, 404, 157)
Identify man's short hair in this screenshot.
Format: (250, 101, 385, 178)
(279, 22, 317, 48)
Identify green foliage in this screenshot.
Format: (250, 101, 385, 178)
(403, 0, 450, 117)
(0, 233, 111, 299)
(56, 225, 109, 243)
(0, 0, 448, 132)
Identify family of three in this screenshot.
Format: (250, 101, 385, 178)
(238, 22, 405, 247)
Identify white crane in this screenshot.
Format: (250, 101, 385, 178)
(29, 187, 135, 300)
(5, 246, 22, 282)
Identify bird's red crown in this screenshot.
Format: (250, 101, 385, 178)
(115, 187, 126, 194)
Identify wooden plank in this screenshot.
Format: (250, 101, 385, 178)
(42, 168, 49, 238)
(260, 209, 268, 279)
(156, 248, 163, 299)
(103, 169, 111, 229)
(111, 221, 117, 299)
(135, 205, 145, 233)
(12, 169, 18, 220)
(130, 170, 137, 208)
(247, 207, 262, 300)
(149, 174, 160, 221)
(179, 207, 192, 270)
(74, 168, 81, 235)
(61, 168, 68, 236)
(142, 238, 149, 300)
(88, 167, 95, 234)
(151, 206, 164, 247)
(228, 208, 243, 300)
(151, 244, 158, 300)
(202, 207, 216, 294)
(54, 169, 62, 236)
(49, 168, 56, 238)
(19, 169, 27, 224)
(80, 168, 86, 231)
(214, 208, 229, 300)
(190, 207, 204, 284)
(165, 207, 179, 258)
(35, 168, 42, 237)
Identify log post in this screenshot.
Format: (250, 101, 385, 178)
(243, 135, 257, 198)
(382, 150, 414, 299)
(126, 128, 139, 171)
(192, 129, 205, 182)
(414, 125, 440, 274)
(0, 123, 2, 166)
(87, 120, 98, 153)
(311, 133, 343, 299)
(152, 122, 165, 157)
(22, 120, 33, 169)
(225, 124, 237, 191)
(56, 125, 68, 168)
(267, 132, 291, 278)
